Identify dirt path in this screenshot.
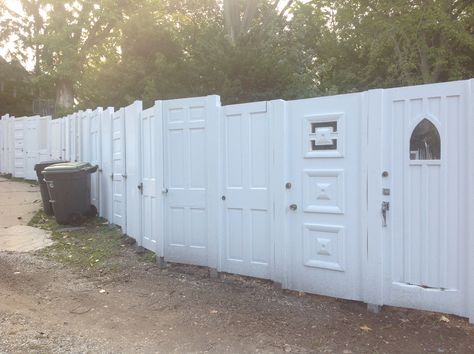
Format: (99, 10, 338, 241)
(0, 178, 473, 353)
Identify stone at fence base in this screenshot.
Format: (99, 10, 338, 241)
(156, 256, 167, 269)
(209, 268, 219, 279)
(367, 303, 382, 314)
(135, 245, 146, 254)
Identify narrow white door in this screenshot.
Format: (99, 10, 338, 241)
(221, 102, 273, 279)
(162, 96, 220, 267)
(50, 119, 62, 160)
(380, 82, 468, 317)
(287, 94, 363, 301)
(140, 105, 161, 251)
(68, 114, 78, 162)
(14, 118, 26, 178)
(111, 108, 126, 230)
(100, 108, 114, 221)
(90, 108, 102, 210)
(24, 116, 39, 179)
(38, 116, 51, 163)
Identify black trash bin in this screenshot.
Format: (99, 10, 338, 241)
(43, 162, 98, 225)
(34, 160, 69, 216)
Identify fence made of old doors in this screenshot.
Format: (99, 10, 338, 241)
(111, 108, 126, 230)
(140, 104, 162, 252)
(13, 118, 26, 178)
(220, 102, 273, 279)
(90, 108, 102, 210)
(378, 82, 468, 317)
(0, 116, 7, 173)
(50, 119, 62, 160)
(68, 114, 79, 162)
(286, 94, 364, 301)
(162, 96, 220, 267)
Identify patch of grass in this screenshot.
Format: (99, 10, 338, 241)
(30, 210, 155, 272)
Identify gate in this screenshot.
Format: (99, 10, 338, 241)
(220, 102, 274, 279)
(286, 94, 364, 300)
(99, 108, 113, 221)
(162, 96, 220, 267)
(24, 116, 39, 180)
(111, 108, 126, 229)
(140, 104, 162, 251)
(367, 81, 471, 317)
(90, 108, 102, 209)
(13, 118, 26, 178)
(50, 119, 62, 160)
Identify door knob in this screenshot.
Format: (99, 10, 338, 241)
(289, 204, 297, 211)
(162, 188, 169, 194)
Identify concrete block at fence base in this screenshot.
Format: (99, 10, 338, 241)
(272, 281, 283, 290)
(367, 303, 382, 314)
(209, 268, 219, 279)
(156, 257, 167, 269)
(135, 245, 146, 254)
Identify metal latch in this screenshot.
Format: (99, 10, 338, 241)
(381, 201, 390, 227)
(138, 182, 143, 194)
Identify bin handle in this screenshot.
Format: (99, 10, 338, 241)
(84, 165, 99, 173)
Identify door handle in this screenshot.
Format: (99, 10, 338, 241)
(381, 201, 390, 227)
(138, 182, 143, 194)
(289, 204, 297, 211)
(162, 188, 168, 194)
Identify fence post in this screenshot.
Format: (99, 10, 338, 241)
(467, 79, 474, 324)
(364, 89, 385, 309)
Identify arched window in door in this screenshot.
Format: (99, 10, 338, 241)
(409, 119, 441, 160)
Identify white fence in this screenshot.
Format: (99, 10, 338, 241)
(1, 79, 474, 323)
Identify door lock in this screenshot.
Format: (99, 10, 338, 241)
(381, 201, 390, 227)
(289, 204, 297, 211)
(162, 188, 169, 194)
(137, 182, 143, 194)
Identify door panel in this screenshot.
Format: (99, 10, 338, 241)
(162, 96, 219, 267)
(112, 108, 126, 229)
(221, 102, 273, 279)
(140, 105, 161, 251)
(14, 118, 26, 178)
(287, 94, 363, 301)
(90, 108, 102, 209)
(381, 82, 467, 316)
(50, 119, 62, 160)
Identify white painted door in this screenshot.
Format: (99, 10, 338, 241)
(50, 119, 62, 160)
(90, 108, 102, 209)
(24, 116, 39, 179)
(287, 94, 363, 301)
(140, 104, 162, 251)
(100, 108, 114, 221)
(380, 82, 468, 317)
(68, 114, 78, 162)
(80, 110, 91, 163)
(111, 108, 126, 230)
(221, 102, 273, 279)
(13, 118, 26, 178)
(162, 96, 220, 267)
(38, 116, 51, 163)
(0, 116, 6, 173)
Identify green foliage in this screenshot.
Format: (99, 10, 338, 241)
(1, 0, 473, 112)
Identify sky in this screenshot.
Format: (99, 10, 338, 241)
(0, 0, 34, 69)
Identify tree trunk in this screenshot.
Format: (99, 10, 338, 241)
(55, 79, 74, 111)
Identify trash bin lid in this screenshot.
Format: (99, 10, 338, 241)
(34, 160, 68, 172)
(43, 162, 94, 174)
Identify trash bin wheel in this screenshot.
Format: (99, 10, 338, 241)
(85, 204, 97, 218)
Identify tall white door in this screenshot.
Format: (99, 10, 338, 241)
(68, 114, 78, 162)
(140, 104, 162, 252)
(50, 119, 62, 160)
(24, 116, 39, 179)
(111, 108, 126, 230)
(286, 94, 363, 301)
(379, 82, 468, 317)
(13, 118, 26, 178)
(100, 108, 114, 221)
(38, 116, 51, 163)
(220, 102, 273, 279)
(162, 96, 220, 267)
(90, 108, 102, 210)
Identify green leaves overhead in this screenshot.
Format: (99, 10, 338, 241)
(0, 0, 473, 115)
